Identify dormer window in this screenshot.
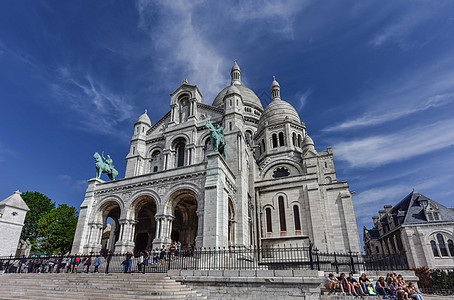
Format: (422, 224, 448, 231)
(433, 212, 440, 220)
(419, 200, 428, 207)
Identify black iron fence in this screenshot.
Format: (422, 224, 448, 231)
(0, 246, 409, 275)
(415, 267, 454, 296)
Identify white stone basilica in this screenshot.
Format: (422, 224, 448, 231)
(71, 62, 361, 255)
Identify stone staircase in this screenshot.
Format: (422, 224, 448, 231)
(0, 273, 209, 299)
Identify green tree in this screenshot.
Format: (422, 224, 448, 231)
(21, 191, 55, 250)
(37, 204, 78, 254)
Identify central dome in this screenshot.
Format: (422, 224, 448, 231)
(257, 99, 301, 132)
(212, 84, 263, 110)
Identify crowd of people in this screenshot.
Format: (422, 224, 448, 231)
(0, 255, 105, 274)
(324, 272, 424, 299)
(0, 240, 195, 275)
(122, 241, 193, 273)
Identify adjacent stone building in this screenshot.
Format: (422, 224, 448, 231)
(364, 190, 454, 270)
(0, 191, 29, 257)
(72, 61, 361, 255)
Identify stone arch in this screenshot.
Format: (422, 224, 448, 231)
(91, 196, 124, 223)
(128, 193, 160, 252)
(165, 187, 199, 249)
(92, 197, 124, 252)
(262, 160, 304, 179)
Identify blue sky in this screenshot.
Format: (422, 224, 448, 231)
(1, 1, 453, 246)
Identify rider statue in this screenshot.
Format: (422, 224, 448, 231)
(206, 120, 226, 158)
(94, 151, 119, 181)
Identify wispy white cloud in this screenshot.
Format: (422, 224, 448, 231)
(324, 93, 454, 132)
(228, 1, 308, 39)
(333, 118, 454, 168)
(295, 88, 312, 111)
(57, 174, 88, 192)
(135, 0, 228, 102)
(51, 67, 134, 138)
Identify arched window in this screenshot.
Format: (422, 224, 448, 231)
(265, 208, 272, 233)
(437, 234, 449, 256)
(292, 133, 296, 146)
(262, 140, 265, 152)
(176, 143, 185, 167)
(150, 150, 161, 173)
(278, 196, 287, 232)
(279, 132, 285, 146)
(272, 134, 278, 148)
(375, 246, 380, 254)
(293, 205, 301, 232)
(448, 240, 454, 256)
(431, 240, 439, 257)
(298, 134, 302, 147)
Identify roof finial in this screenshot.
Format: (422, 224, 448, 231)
(144, 109, 147, 114)
(182, 79, 188, 84)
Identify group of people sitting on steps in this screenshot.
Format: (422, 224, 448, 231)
(324, 272, 424, 299)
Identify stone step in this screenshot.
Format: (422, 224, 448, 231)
(0, 273, 209, 300)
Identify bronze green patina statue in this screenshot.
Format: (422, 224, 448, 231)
(206, 120, 226, 158)
(94, 151, 119, 180)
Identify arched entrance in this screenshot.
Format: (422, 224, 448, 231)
(132, 196, 157, 252)
(100, 202, 121, 252)
(169, 191, 198, 249)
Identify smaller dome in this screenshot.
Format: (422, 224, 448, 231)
(226, 85, 240, 96)
(303, 134, 314, 146)
(136, 109, 151, 126)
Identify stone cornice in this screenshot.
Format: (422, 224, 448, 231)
(94, 171, 206, 195)
(197, 102, 224, 114)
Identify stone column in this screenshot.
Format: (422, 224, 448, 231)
(108, 221, 117, 251)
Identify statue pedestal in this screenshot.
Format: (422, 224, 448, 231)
(71, 178, 105, 255)
(201, 152, 235, 248)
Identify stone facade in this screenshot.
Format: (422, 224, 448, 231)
(72, 61, 361, 255)
(0, 191, 29, 257)
(364, 190, 454, 270)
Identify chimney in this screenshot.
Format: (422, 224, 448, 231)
(378, 210, 386, 219)
(384, 205, 392, 214)
(372, 216, 379, 226)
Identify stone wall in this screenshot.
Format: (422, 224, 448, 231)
(169, 269, 324, 300)
(168, 269, 420, 300)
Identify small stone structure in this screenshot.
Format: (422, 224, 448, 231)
(0, 191, 29, 257)
(364, 190, 454, 270)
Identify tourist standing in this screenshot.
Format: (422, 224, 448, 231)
(93, 256, 100, 273)
(123, 251, 132, 273)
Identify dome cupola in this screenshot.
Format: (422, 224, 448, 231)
(257, 76, 301, 133)
(136, 109, 151, 126)
(270, 76, 281, 100)
(231, 59, 241, 85)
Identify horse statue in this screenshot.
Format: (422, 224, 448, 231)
(206, 120, 226, 158)
(93, 152, 119, 181)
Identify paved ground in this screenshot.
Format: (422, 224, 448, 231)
(422, 295, 453, 300)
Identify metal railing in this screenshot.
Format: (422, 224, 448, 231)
(0, 246, 409, 274)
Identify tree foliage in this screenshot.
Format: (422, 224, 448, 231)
(20, 191, 55, 249)
(37, 204, 78, 254)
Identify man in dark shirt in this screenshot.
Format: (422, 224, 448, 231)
(347, 273, 365, 297)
